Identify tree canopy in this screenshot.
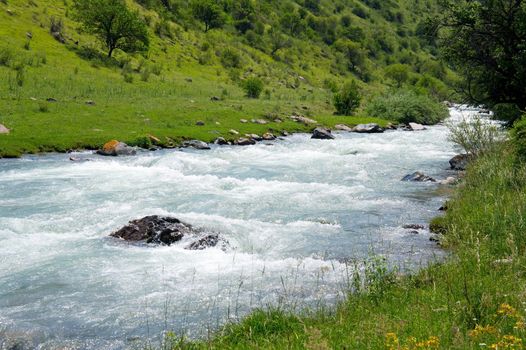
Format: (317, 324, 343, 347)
(439, 0, 526, 121)
(73, 0, 149, 58)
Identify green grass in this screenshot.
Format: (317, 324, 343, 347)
(158, 142, 526, 349)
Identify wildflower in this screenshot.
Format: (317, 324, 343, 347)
(386, 332, 399, 349)
(490, 335, 523, 349)
(498, 304, 520, 318)
(515, 320, 526, 330)
(469, 325, 498, 338)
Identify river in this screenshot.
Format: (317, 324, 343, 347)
(0, 109, 468, 349)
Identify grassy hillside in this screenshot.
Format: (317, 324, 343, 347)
(0, 0, 454, 157)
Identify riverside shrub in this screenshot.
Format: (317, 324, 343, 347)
(366, 89, 448, 125)
(333, 81, 361, 116)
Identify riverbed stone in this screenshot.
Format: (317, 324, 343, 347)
(236, 137, 256, 146)
(0, 124, 10, 134)
(352, 123, 384, 133)
(335, 124, 353, 132)
(183, 140, 211, 150)
(186, 234, 226, 250)
(262, 132, 276, 140)
(312, 127, 335, 140)
(408, 122, 426, 131)
(214, 137, 229, 145)
(402, 171, 436, 182)
(111, 216, 193, 245)
(449, 154, 470, 171)
(97, 140, 136, 156)
(290, 115, 317, 125)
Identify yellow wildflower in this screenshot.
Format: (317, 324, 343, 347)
(498, 304, 520, 318)
(469, 325, 498, 338)
(490, 335, 523, 349)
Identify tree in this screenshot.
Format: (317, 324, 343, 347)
(73, 0, 149, 58)
(439, 0, 526, 122)
(242, 78, 264, 99)
(191, 0, 225, 32)
(268, 29, 291, 55)
(333, 81, 361, 116)
(384, 63, 410, 87)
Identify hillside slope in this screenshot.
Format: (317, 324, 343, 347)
(0, 0, 453, 157)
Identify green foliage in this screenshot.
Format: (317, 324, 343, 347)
(72, 0, 149, 58)
(493, 103, 523, 125)
(439, 0, 526, 118)
(429, 216, 447, 234)
(333, 81, 361, 116)
(384, 63, 410, 87)
(190, 0, 225, 32)
(220, 48, 241, 68)
(367, 89, 448, 125)
(447, 116, 502, 156)
(512, 116, 526, 159)
(242, 77, 264, 99)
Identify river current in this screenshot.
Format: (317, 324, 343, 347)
(0, 109, 469, 349)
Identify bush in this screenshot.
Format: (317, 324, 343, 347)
(366, 89, 448, 125)
(447, 116, 502, 156)
(242, 78, 264, 98)
(493, 103, 522, 125)
(333, 81, 361, 116)
(512, 116, 526, 159)
(220, 49, 241, 68)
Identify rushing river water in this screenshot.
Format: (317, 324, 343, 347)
(0, 109, 469, 349)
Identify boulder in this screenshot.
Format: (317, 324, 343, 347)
(449, 154, 470, 171)
(236, 137, 256, 146)
(290, 115, 318, 125)
(0, 124, 10, 134)
(262, 132, 276, 141)
(186, 234, 226, 250)
(246, 134, 263, 141)
(352, 123, 384, 133)
(97, 140, 136, 156)
(401, 172, 436, 182)
(408, 122, 426, 131)
(214, 137, 229, 145)
(111, 216, 194, 245)
(311, 127, 335, 140)
(183, 140, 210, 150)
(335, 124, 353, 132)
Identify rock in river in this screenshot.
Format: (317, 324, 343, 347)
(449, 154, 470, 171)
(311, 127, 335, 140)
(97, 140, 136, 156)
(111, 216, 193, 245)
(407, 122, 426, 131)
(183, 140, 211, 150)
(402, 172, 436, 182)
(352, 123, 384, 133)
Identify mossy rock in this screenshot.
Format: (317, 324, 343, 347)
(430, 216, 448, 235)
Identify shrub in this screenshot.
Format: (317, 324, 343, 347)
(333, 81, 361, 116)
(220, 49, 241, 68)
(242, 77, 264, 98)
(511, 116, 526, 159)
(493, 103, 522, 125)
(447, 116, 502, 156)
(366, 89, 448, 125)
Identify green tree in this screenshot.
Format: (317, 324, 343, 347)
(384, 63, 410, 87)
(439, 0, 526, 122)
(333, 81, 361, 116)
(191, 0, 225, 32)
(73, 0, 149, 58)
(268, 28, 291, 55)
(243, 78, 264, 98)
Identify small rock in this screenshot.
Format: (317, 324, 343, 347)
(274, 118, 283, 123)
(262, 132, 276, 141)
(236, 138, 256, 146)
(439, 202, 448, 211)
(148, 134, 161, 144)
(30, 97, 37, 101)
(439, 177, 457, 185)
(51, 31, 66, 43)
(252, 119, 268, 125)
(408, 122, 426, 131)
(229, 129, 239, 135)
(335, 124, 353, 132)
(0, 124, 10, 134)
(183, 140, 210, 150)
(240, 119, 248, 123)
(401, 172, 436, 182)
(214, 137, 229, 145)
(195, 121, 205, 126)
(97, 140, 136, 156)
(85, 100, 95, 105)
(185, 78, 193, 83)
(246, 133, 263, 141)
(186, 234, 223, 250)
(311, 127, 335, 140)
(449, 154, 470, 171)
(403, 224, 425, 230)
(46, 98, 57, 102)
(210, 96, 220, 101)
(281, 131, 290, 136)
(386, 123, 397, 130)
(290, 115, 317, 125)
(26, 32, 32, 39)
(69, 156, 90, 162)
(352, 123, 384, 133)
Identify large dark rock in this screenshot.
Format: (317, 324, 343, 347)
(183, 140, 211, 150)
(97, 140, 136, 156)
(236, 137, 256, 146)
(402, 171, 436, 182)
(214, 137, 229, 145)
(352, 123, 384, 133)
(111, 216, 194, 245)
(311, 127, 335, 140)
(449, 154, 470, 171)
